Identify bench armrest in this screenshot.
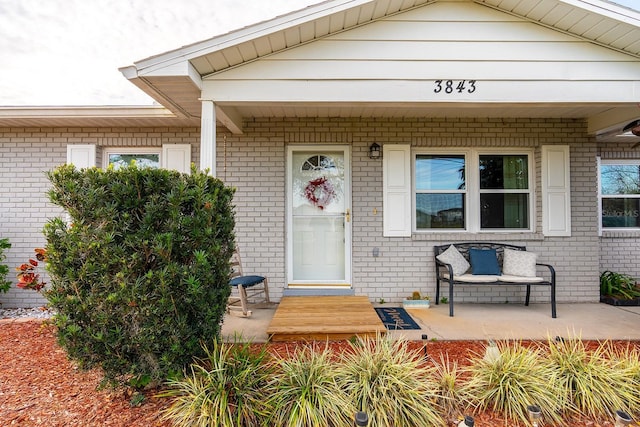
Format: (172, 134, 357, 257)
(435, 258, 454, 277)
(536, 262, 556, 278)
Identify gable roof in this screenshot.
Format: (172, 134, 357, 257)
(119, 0, 640, 138)
(2, 0, 638, 138)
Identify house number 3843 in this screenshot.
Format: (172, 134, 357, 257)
(434, 80, 477, 94)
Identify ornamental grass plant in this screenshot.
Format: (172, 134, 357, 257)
(431, 354, 465, 419)
(159, 339, 272, 427)
(156, 335, 640, 426)
(463, 340, 564, 426)
(335, 335, 445, 427)
(265, 345, 350, 427)
(547, 336, 638, 421)
(601, 342, 640, 416)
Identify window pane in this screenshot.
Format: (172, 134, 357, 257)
(416, 155, 465, 190)
(601, 165, 640, 195)
(292, 152, 344, 214)
(480, 193, 529, 229)
(416, 194, 465, 229)
(108, 153, 160, 169)
(602, 198, 640, 228)
(480, 155, 528, 190)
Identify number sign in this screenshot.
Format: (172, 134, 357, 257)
(434, 80, 477, 94)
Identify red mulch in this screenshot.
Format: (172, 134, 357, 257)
(0, 320, 636, 426)
(0, 320, 170, 426)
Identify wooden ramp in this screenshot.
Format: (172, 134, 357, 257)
(267, 295, 386, 342)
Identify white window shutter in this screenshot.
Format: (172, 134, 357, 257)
(383, 144, 411, 237)
(162, 144, 192, 174)
(66, 144, 96, 168)
(542, 145, 571, 236)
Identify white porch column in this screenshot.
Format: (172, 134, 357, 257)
(200, 100, 217, 176)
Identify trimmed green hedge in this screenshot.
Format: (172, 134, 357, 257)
(44, 164, 235, 387)
(0, 238, 11, 294)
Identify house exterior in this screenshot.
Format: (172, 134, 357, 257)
(2, 0, 640, 309)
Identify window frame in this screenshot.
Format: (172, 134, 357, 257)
(598, 157, 640, 233)
(102, 147, 162, 169)
(413, 149, 468, 231)
(413, 148, 535, 233)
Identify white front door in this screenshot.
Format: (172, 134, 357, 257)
(287, 146, 351, 287)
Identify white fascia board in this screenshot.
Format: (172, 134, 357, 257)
(129, 0, 380, 74)
(0, 105, 177, 119)
(119, 65, 138, 80)
(202, 80, 640, 103)
(561, 0, 640, 25)
(121, 61, 202, 88)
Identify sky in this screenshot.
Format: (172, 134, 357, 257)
(0, 0, 638, 107)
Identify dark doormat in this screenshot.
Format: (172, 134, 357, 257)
(374, 307, 421, 330)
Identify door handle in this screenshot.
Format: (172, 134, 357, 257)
(345, 208, 351, 223)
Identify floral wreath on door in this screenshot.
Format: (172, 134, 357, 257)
(304, 176, 335, 210)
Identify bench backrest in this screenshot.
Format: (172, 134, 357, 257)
(434, 242, 526, 265)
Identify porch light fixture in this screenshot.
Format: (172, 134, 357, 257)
(623, 119, 640, 137)
(614, 410, 632, 427)
(368, 143, 381, 159)
(527, 405, 542, 427)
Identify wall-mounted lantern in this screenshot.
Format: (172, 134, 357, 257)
(368, 143, 381, 159)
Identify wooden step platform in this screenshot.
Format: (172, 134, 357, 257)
(266, 295, 386, 341)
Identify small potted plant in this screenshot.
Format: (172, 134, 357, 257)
(600, 270, 640, 306)
(403, 291, 430, 309)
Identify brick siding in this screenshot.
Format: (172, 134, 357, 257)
(0, 118, 610, 307)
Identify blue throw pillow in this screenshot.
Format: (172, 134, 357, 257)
(469, 248, 501, 275)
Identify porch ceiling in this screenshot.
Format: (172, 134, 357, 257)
(214, 101, 628, 120)
(1, 98, 638, 145)
(212, 101, 640, 142)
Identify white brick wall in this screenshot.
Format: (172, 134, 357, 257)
(0, 119, 606, 308)
(228, 117, 599, 305)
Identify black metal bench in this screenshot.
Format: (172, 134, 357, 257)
(434, 242, 556, 318)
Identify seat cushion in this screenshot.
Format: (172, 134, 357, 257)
(452, 274, 500, 283)
(498, 275, 544, 283)
(230, 275, 266, 287)
(436, 245, 470, 276)
(469, 248, 501, 275)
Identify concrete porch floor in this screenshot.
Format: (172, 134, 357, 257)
(221, 300, 640, 343)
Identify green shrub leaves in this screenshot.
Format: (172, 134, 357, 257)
(0, 238, 11, 294)
(44, 164, 235, 387)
